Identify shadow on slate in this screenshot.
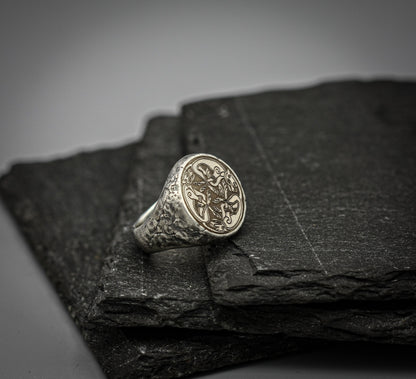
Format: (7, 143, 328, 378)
(89, 91, 415, 345)
(0, 117, 302, 379)
(181, 80, 416, 307)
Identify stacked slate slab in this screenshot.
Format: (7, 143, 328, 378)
(0, 117, 302, 379)
(2, 80, 416, 378)
(181, 80, 416, 306)
(91, 81, 416, 345)
(90, 85, 416, 344)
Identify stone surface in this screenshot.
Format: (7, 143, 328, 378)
(182, 80, 416, 306)
(0, 117, 300, 379)
(90, 105, 416, 345)
(90, 116, 222, 331)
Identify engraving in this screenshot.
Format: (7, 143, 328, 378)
(140, 165, 192, 251)
(181, 156, 245, 234)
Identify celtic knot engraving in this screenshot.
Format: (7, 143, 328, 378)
(181, 156, 245, 234)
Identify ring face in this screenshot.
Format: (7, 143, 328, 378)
(134, 153, 246, 253)
(181, 155, 245, 234)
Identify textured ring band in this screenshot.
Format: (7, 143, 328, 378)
(133, 153, 246, 253)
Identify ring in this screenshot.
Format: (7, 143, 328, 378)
(133, 153, 246, 253)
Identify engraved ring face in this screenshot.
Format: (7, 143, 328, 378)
(180, 155, 245, 235)
(133, 153, 246, 253)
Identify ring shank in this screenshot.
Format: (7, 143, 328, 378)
(134, 202, 157, 228)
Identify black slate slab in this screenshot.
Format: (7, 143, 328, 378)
(181, 80, 416, 306)
(90, 114, 226, 330)
(90, 103, 416, 345)
(0, 117, 300, 379)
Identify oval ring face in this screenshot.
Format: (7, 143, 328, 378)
(181, 155, 245, 234)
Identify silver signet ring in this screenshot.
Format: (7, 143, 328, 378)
(133, 153, 246, 253)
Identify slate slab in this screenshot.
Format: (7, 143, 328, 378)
(90, 103, 416, 345)
(90, 117, 222, 331)
(181, 80, 416, 306)
(0, 117, 300, 379)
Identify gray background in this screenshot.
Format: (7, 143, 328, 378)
(1, 1, 415, 378)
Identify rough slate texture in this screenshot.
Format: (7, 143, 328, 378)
(182, 80, 416, 306)
(90, 118, 222, 331)
(0, 117, 300, 379)
(90, 98, 416, 345)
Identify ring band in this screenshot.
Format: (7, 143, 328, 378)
(133, 153, 246, 253)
